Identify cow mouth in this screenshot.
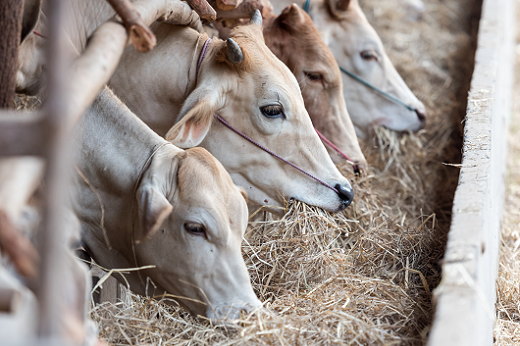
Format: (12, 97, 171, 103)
(206, 303, 259, 323)
(289, 194, 353, 213)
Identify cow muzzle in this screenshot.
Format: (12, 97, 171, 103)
(206, 299, 262, 322)
(335, 183, 354, 208)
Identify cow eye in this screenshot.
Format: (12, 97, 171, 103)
(184, 222, 206, 237)
(304, 71, 323, 82)
(260, 105, 284, 119)
(360, 50, 379, 61)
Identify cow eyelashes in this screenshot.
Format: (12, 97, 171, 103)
(360, 50, 379, 62)
(304, 71, 324, 82)
(184, 222, 206, 238)
(260, 105, 285, 119)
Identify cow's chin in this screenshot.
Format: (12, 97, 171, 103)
(247, 196, 347, 218)
(292, 195, 348, 213)
(232, 177, 349, 216)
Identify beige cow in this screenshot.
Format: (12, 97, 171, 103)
(272, 0, 427, 138)
(109, 13, 355, 213)
(74, 87, 260, 320)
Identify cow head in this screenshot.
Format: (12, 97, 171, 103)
(166, 12, 354, 213)
(309, 0, 426, 138)
(263, 4, 366, 168)
(134, 147, 261, 320)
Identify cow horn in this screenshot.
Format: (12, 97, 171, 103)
(226, 38, 244, 64)
(249, 9, 262, 26)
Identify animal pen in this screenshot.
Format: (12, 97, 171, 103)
(0, 0, 517, 345)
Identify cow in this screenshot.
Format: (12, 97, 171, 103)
(271, 0, 427, 138)
(215, 4, 367, 168)
(15, 0, 203, 95)
(74, 87, 261, 320)
(108, 12, 355, 214)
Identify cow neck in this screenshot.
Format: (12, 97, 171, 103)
(66, 0, 117, 53)
(78, 89, 177, 260)
(178, 31, 213, 108)
(130, 141, 171, 289)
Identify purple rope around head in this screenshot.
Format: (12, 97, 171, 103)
(196, 38, 212, 77)
(214, 114, 339, 195)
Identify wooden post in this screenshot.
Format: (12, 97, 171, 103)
(36, 0, 71, 338)
(0, 0, 24, 108)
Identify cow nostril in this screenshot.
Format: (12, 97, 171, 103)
(335, 184, 354, 207)
(416, 109, 427, 127)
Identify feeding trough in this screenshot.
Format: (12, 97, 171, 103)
(428, 0, 515, 344)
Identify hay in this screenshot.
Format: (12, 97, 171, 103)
(13, 94, 41, 110)
(494, 2, 520, 342)
(89, 0, 482, 344)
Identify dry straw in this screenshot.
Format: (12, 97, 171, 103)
(494, 5, 520, 342)
(89, 0, 482, 344)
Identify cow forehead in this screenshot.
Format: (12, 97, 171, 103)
(228, 28, 303, 95)
(245, 60, 300, 94)
(230, 66, 304, 115)
(177, 152, 247, 229)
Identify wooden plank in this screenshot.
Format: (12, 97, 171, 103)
(91, 267, 129, 306)
(427, 0, 515, 345)
(99, 276, 120, 305)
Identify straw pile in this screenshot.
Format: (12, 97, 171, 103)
(494, 3, 520, 342)
(495, 105, 520, 344)
(88, 0, 482, 345)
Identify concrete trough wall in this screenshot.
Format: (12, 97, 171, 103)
(427, 0, 516, 345)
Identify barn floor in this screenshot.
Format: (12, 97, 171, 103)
(494, 1, 520, 343)
(90, 1, 483, 345)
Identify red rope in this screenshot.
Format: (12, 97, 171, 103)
(33, 30, 46, 39)
(214, 114, 340, 194)
(314, 128, 360, 174)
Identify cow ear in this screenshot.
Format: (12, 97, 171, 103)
(22, 0, 42, 43)
(327, 0, 351, 17)
(135, 185, 173, 242)
(165, 91, 218, 148)
(279, 4, 305, 28)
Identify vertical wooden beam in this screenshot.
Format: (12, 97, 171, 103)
(0, 0, 24, 108)
(36, 0, 71, 340)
